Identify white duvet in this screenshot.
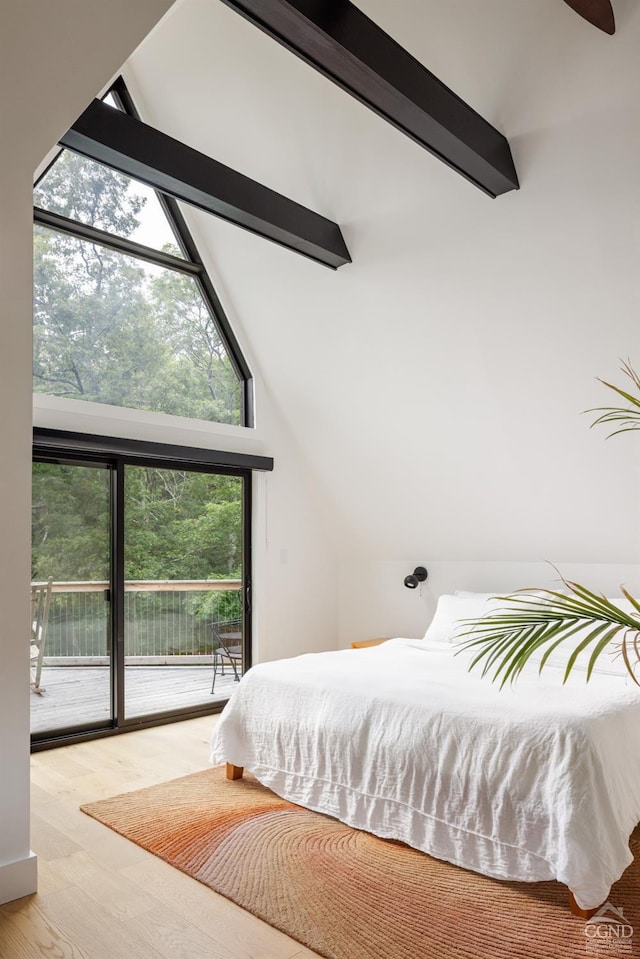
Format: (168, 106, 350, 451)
(209, 638, 640, 909)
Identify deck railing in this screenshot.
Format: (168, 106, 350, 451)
(38, 579, 242, 661)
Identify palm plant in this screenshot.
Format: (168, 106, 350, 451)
(589, 359, 640, 437)
(459, 361, 640, 684)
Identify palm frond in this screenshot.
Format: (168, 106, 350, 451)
(586, 359, 640, 437)
(456, 575, 640, 687)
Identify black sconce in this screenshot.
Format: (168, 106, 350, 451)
(404, 566, 428, 589)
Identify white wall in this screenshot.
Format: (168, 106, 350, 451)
(123, 0, 640, 643)
(0, 0, 175, 906)
(338, 560, 640, 647)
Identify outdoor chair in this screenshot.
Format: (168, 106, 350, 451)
(30, 577, 53, 694)
(211, 619, 243, 693)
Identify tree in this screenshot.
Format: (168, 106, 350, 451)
(33, 225, 168, 403)
(149, 270, 241, 423)
(34, 149, 145, 234)
(32, 461, 110, 581)
(124, 467, 243, 581)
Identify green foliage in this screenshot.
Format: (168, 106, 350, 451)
(124, 467, 243, 581)
(187, 588, 243, 627)
(148, 270, 241, 423)
(33, 151, 241, 424)
(34, 150, 145, 235)
(32, 462, 110, 581)
(587, 359, 640, 438)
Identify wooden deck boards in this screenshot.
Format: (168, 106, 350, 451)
(30, 665, 238, 735)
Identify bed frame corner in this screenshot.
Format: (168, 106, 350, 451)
(568, 890, 601, 919)
(226, 763, 244, 781)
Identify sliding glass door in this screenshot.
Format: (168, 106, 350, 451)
(123, 466, 246, 719)
(31, 443, 251, 747)
(31, 459, 112, 737)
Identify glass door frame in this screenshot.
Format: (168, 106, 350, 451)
(31, 428, 265, 751)
(31, 452, 115, 744)
(115, 456, 252, 730)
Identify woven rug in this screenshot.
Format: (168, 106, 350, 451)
(81, 766, 640, 959)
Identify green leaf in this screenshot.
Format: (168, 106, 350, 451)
(458, 578, 640, 685)
(586, 630, 623, 681)
(595, 379, 640, 409)
(586, 362, 640, 438)
(562, 623, 609, 684)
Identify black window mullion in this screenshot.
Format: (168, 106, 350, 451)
(34, 207, 201, 278)
(112, 460, 126, 728)
(242, 472, 253, 676)
(33, 427, 273, 473)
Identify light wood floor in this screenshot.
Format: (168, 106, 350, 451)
(0, 717, 320, 959)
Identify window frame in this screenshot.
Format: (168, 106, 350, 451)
(31, 426, 264, 751)
(33, 75, 254, 427)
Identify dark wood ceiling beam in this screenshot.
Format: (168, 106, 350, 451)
(220, 0, 519, 198)
(60, 98, 351, 270)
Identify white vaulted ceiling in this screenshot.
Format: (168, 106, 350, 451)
(123, 0, 640, 565)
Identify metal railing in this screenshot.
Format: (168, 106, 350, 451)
(37, 580, 242, 662)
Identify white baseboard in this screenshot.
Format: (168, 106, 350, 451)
(0, 852, 37, 904)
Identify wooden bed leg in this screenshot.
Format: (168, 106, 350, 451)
(568, 890, 600, 919)
(226, 763, 244, 781)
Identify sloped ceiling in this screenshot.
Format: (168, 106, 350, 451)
(124, 0, 640, 565)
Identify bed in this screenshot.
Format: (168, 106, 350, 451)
(209, 593, 640, 914)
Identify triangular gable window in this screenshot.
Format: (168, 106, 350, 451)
(34, 150, 185, 257)
(33, 79, 251, 426)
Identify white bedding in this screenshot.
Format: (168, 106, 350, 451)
(209, 637, 640, 909)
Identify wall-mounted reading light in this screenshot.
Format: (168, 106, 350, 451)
(404, 566, 428, 589)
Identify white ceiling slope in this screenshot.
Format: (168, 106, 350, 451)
(125, 0, 640, 565)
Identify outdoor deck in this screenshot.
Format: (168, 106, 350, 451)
(30, 664, 238, 736)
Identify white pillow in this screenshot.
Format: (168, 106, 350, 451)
(454, 590, 506, 598)
(423, 593, 510, 643)
(529, 597, 639, 677)
(450, 591, 639, 678)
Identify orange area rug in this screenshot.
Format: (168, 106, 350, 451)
(81, 766, 640, 959)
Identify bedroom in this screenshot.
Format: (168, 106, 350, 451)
(1, 0, 640, 954)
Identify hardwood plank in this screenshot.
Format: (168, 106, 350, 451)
(34, 860, 76, 899)
(29, 813, 82, 862)
(31, 785, 150, 874)
(125, 904, 240, 959)
(0, 895, 91, 959)
(50, 851, 156, 921)
(0, 916, 39, 959)
(35, 887, 164, 959)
